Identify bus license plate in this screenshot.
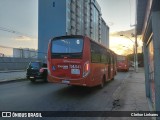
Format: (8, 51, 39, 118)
(62, 80, 70, 84)
(71, 69, 80, 74)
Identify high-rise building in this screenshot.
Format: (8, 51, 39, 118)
(13, 48, 37, 58)
(101, 18, 109, 47)
(38, 0, 109, 59)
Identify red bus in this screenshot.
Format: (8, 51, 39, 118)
(47, 35, 117, 87)
(117, 55, 129, 72)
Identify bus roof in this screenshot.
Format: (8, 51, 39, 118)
(51, 35, 85, 41)
(50, 35, 116, 55)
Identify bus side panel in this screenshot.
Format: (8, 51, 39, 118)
(105, 64, 109, 81)
(87, 40, 109, 87)
(111, 54, 116, 79)
(83, 38, 104, 87)
(111, 64, 114, 79)
(108, 52, 116, 80)
(89, 63, 108, 86)
(82, 37, 93, 87)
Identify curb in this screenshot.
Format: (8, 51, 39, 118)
(0, 78, 28, 84)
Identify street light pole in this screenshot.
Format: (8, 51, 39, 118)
(134, 28, 138, 72)
(135, 0, 138, 72)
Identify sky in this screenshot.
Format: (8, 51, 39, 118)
(0, 0, 38, 49)
(0, 0, 140, 55)
(97, 0, 136, 32)
(97, 0, 140, 55)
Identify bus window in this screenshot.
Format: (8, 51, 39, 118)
(51, 38, 83, 59)
(91, 42, 101, 63)
(91, 41, 109, 64)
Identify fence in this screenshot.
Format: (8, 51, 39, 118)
(0, 57, 38, 71)
(0, 45, 46, 71)
(0, 45, 40, 58)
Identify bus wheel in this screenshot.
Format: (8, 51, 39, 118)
(99, 77, 105, 88)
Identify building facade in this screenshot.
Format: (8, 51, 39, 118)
(38, 0, 109, 59)
(137, 0, 160, 116)
(13, 48, 37, 58)
(101, 18, 109, 47)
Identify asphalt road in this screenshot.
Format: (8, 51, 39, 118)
(0, 71, 129, 120)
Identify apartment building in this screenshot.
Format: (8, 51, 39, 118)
(101, 18, 109, 47)
(38, 0, 109, 59)
(137, 0, 160, 113)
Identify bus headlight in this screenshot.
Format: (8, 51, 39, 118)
(83, 61, 90, 77)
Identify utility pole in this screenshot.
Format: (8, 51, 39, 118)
(120, 34, 136, 71)
(135, 27, 138, 72)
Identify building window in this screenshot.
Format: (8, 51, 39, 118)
(53, 2, 55, 7)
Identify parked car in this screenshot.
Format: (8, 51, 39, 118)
(26, 61, 48, 82)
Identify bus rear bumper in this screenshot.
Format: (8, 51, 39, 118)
(117, 67, 129, 71)
(47, 74, 90, 87)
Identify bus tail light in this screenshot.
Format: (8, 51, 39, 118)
(83, 61, 90, 77)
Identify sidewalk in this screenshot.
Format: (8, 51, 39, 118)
(110, 67, 151, 120)
(0, 70, 26, 83)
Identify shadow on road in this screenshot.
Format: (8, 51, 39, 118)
(52, 80, 114, 99)
(28, 80, 49, 85)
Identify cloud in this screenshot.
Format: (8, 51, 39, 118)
(109, 29, 143, 55)
(15, 36, 36, 41)
(108, 22, 114, 26)
(110, 28, 142, 43)
(110, 29, 135, 37)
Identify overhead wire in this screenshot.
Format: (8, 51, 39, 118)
(0, 26, 35, 38)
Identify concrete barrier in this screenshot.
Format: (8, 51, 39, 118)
(0, 57, 44, 71)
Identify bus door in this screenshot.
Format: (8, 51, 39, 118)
(112, 54, 116, 75)
(109, 54, 115, 80)
(108, 53, 111, 80)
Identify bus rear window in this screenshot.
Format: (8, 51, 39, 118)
(51, 38, 83, 59)
(117, 56, 126, 61)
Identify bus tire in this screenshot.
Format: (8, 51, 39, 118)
(99, 76, 105, 88)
